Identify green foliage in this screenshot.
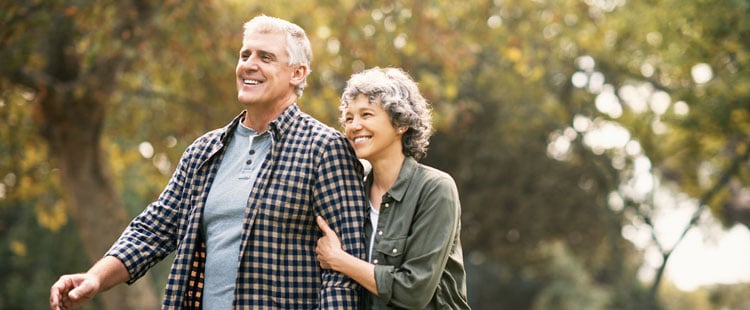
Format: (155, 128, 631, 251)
(705, 283, 750, 309)
(585, 0, 750, 220)
(531, 241, 611, 310)
(0, 198, 100, 310)
(658, 283, 713, 310)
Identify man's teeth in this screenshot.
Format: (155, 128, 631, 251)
(354, 137, 370, 143)
(243, 79, 260, 85)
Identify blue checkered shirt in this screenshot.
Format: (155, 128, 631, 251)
(106, 104, 368, 309)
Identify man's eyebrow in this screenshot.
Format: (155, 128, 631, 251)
(259, 50, 277, 58)
(239, 47, 278, 58)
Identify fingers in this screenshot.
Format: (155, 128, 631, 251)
(316, 216, 334, 236)
(315, 249, 332, 269)
(316, 216, 345, 271)
(50, 276, 72, 310)
(50, 274, 97, 310)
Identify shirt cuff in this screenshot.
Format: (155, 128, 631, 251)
(373, 265, 395, 303)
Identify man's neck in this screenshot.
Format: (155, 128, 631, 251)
(242, 97, 296, 132)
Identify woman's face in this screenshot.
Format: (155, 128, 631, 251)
(343, 94, 404, 162)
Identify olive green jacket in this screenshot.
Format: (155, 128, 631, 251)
(364, 157, 470, 309)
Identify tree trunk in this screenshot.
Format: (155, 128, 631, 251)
(9, 3, 164, 308)
(37, 83, 160, 310)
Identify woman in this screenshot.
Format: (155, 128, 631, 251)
(315, 67, 470, 309)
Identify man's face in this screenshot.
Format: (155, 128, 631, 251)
(235, 30, 298, 108)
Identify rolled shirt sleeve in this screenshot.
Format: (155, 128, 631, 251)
(105, 133, 217, 284)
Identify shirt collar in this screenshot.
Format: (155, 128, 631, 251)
(221, 103, 301, 142)
(267, 103, 300, 141)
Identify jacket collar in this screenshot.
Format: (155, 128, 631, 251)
(366, 156, 418, 203)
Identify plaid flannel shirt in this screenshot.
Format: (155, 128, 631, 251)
(106, 104, 368, 309)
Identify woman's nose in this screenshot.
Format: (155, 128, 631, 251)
(350, 117, 363, 129)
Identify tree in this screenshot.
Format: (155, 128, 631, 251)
(1, 1, 233, 308)
(561, 0, 750, 303)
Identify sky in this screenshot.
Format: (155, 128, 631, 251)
(654, 211, 750, 291)
(619, 184, 750, 291)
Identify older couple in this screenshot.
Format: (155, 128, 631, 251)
(51, 15, 469, 310)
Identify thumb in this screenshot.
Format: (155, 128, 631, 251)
(316, 216, 335, 236)
(68, 279, 95, 301)
(68, 285, 87, 300)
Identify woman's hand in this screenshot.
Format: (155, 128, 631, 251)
(315, 216, 379, 295)
(315, 216, 344, 270)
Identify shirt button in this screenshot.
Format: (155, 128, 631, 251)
(384, 203, 389, 208)
(392, 248, 398, 253)
(378, 230, 383, 236)
(246, 159, 252, 165)
(249, 149, 256, 155)
(373, 259, 379, 264)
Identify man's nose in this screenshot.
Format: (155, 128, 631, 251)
(240, 56, 260, 70)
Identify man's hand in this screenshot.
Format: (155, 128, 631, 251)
(50, 273, 101, 310)
(50, 256, 129, 310)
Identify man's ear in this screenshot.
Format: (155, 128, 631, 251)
(291, 65, 308, 85)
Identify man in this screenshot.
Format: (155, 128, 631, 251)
(50, 15, 367, 309)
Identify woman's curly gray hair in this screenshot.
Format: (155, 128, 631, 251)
(340, 67, 433, 160)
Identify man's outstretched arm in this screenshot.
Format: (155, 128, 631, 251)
(50, 256, 130, 310)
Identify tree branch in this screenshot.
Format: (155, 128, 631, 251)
(648, 142, 750, 299)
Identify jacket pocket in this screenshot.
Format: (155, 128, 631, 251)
(375, 237, 407, 266)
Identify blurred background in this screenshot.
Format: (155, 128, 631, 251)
(2, 0, 749, 309)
